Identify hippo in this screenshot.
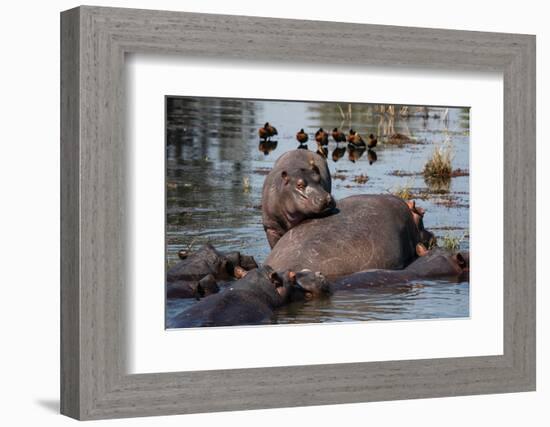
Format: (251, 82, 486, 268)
(166, 244, 258, 299)
(262, 150, 335, 248)
(405, 200, 436, 248)
(290, 248, 469, 299)
(265, 194, 435, 278)
(166, 274, 219, 299)
(167, 266, 298, 328)
(331, 248, 469, 291)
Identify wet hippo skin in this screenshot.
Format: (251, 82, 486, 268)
(262, 149, 335, 248)
(166, 244, 258, 299)
(331, 248, 469, 291)
(166, 274, 219, 299)
(265, 194, 435, 278)
(167, 267, 296, 328)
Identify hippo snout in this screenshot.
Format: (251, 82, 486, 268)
(317, 193, 335, 211)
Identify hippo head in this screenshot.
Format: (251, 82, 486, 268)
(406, 200, 436, 248)
(289, 269, 332, 301)
(196, 274, 220, 297)
(411, 247, 470, 280)
(280, 163, 335, 222)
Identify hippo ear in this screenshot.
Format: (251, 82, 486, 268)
(416, 243, 428, 257)
(455, 253, 467, 268)
(406, 200, 416, 210)
(287, 271, 296, 283)
(269, 271, 283, 287)
(233, 266, 248, 279)
(281, 170, 289, 184)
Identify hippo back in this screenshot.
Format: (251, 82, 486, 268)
(265, 194, 422, 278)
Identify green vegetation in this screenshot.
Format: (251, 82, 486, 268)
(440, 234, 462, 251)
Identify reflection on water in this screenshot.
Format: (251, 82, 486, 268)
(166, 96, 470, 325)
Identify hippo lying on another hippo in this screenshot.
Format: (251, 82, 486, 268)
(168, 266, 301, 328)
(262, 149, 335, 248)
(265, 194, 435, 278)
(289, 248, 469, 299)
(167, 248, 468, 328)
(331, 247, 469, 291)
(166, 244, 258, 299)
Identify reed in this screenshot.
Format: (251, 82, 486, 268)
(423, 144, 453, 179)
(392, 181, 414, 200)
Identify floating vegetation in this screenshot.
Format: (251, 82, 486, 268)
(451, 168, 469, 177)
(388, 170, 419, 177)
(423, 144, 453, 179)
(332, 173, 347, 180)
(354, 174, 369, 184)
(440, 234, 463, 251)
(242, 176, 251, 193)
(386, 133, 415, 145)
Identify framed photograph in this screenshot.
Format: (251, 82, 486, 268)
(61, 6, 536, 420)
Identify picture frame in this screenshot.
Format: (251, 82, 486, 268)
(60, 5, 536, 420)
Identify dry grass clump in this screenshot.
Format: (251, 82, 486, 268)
(423, 145, 453, 179)
(392, 183, 413, 200)
(242, 176, 251, 193)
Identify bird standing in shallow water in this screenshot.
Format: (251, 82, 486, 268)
(332, 127, 347, 144)
(347, 129, 366, 147)
(296, 128, 308, 145)
(258, 122, 278, 140)
(367, 133, 378, 149)
(315, 128, 329, 146)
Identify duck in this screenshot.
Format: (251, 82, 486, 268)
(296, 128, 308, 144)
(258, 122, 278, 140)
(347, 129, 366, 147)
(331, 127, 347, 144)
(315, 128, 329, 146)
(367, 133, 378, 149)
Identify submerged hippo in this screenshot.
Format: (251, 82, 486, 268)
(166, 244, 258, 299)
(331, 248, 469, 291)
(265, 194, 435, 278)
(262, 150, 335, 248)
(166, 274, 219, 299)
(291, 248, 469, 299)
(168, 267, 296, 328)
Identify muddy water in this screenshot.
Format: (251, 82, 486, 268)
(166, 97, 470, 326)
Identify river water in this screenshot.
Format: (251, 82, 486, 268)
(165, 97, 470, 326)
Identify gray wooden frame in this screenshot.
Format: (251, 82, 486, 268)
(60, 5, 536, 420)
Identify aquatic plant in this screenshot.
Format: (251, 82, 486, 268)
(423, 144, 453, 179)
(440, 234, 461, 251)
(354, 174, 369, 184)
(242, 176, 251, 193)
(392, 182, 413, 200)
